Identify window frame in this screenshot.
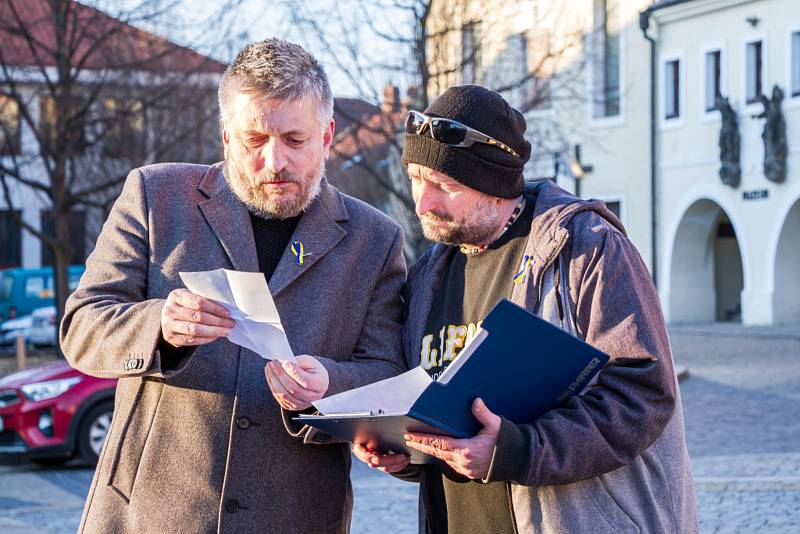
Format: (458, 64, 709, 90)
(595, 194, 626, 226)
(787, 27, 800, 104)
(588, 0, 626, 127)
(0, 210, 22, 269)
(742, 35, 767, 110)
(704, 50, 722, 112)
(524, 30, 555, 115)
(38, 94, 88, 156)
(700, 43, 726, 123)
(461, 21, 483, 86)
(101, 95, 147, 160)
(664, 59, 681, 120)
(0, 94, 21, 156)
(659, 51, 685, 129)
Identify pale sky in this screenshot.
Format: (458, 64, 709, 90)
(88, 0, 403, 99)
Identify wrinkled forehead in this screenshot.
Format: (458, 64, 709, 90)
(407, 163, 462, 187)
(228, 91, 322, 134)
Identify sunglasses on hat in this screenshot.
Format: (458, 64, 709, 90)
(404, 110, 521, 159)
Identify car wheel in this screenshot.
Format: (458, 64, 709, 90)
(77, 401, 114, 466)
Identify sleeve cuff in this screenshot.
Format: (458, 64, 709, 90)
(315, 355, 349, 396)
(280, 407, 347, 445)
(483, 417, 530, 483)
(151, 336, 197, 377)
(281, 406, 317, 438)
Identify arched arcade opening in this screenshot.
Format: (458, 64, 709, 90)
(773, 199, 800, 325)
(669, 199, 744, 323)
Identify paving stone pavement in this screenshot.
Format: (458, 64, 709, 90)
(671, 326, 800, 534)
(0, 324, 798, 533)
(0, 459, 419, 534)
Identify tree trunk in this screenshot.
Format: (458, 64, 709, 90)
(51, 210, 73, 359)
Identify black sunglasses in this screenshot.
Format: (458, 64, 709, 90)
(404, 110, 521, 159)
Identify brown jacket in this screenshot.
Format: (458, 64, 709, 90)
(60, 162, 406, 533)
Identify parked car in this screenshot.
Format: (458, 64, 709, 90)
(0, 360, 116, 465)
(0, 314, 33, 349)
(0, 306, 57, 348)
(0, 265, 85, 323)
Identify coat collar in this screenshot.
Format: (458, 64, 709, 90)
(197, 162, 349, 297)
(267, 177, 348, 297)
(198, 163, 259, 273)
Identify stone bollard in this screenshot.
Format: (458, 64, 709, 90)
(16, 335, 26, 370)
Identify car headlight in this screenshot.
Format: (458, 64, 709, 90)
(21, 376, 83, 402)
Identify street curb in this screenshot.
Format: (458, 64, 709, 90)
(676, 365, 689, 382)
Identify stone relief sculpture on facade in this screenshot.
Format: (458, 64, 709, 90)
(718, 96, 741, 188)
(752, 85, 787, 184)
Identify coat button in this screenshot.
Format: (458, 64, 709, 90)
(225, 499, 239, 513)
(237, 417, 251, 430)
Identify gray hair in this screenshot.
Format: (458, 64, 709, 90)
(218, 38, 334, 124)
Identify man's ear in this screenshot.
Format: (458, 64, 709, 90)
(322, 118, 335, 160)
(221, 120, 230, 145)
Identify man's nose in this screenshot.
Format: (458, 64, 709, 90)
(414, 181, 439, 216)
(262, 139, 287, 174)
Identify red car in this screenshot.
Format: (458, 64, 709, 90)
(0, 360, 116, 465)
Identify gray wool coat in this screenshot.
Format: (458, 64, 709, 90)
(60, 162, 407, 533)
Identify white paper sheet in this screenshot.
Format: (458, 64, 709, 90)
(179, 269, 295, 361)
(312, 366, 433, 415)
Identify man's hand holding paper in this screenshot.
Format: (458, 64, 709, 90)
(161, 288, 235, 347)
(179, 269, 295, 361)
(265, 356, 330, 411)
(179, 269, 330, 408)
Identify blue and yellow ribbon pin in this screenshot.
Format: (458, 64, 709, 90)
(291, 240, 305, 266)
(513, 255, 533, 285)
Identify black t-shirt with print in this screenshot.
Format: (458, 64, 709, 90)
(420, 195, 534, 534)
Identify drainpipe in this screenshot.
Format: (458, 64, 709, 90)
(639, 9, 658, 288)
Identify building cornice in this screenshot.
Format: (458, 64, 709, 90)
(649, 0, 762, 25)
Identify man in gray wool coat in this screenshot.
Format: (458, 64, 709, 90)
(60, 38, 406, 533)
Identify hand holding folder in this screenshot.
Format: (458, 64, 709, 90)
(297, 299, 610, 464)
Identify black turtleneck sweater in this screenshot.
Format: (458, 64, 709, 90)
(249, 212, 301, 282)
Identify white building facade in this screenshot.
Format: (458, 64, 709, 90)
(427, 0, 800, 326)
(648, 0, 800, 326)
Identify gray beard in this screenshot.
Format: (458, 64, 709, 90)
(223, 159, 324, 220)
(418, 196, 499, 246)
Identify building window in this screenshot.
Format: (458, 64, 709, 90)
(664, 59, 680, 119)
(462, 21, 482, 85)
(39, 95, 87, 155)
(526, 32, 553, 111)
(705, 50, 722, 111)
(791, 31, 800, 97)
(531, 76, 552, 111)
(592, 0, 621, 118)
(0, 210, 21, 268)
(102, 97, 146, 159)
(0, 95, 20, 155)
(745, 40, 763, 104)
(40, 210, 86, 266)
(605, 200, 621, 218)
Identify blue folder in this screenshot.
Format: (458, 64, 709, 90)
(297, 299, 609, 464)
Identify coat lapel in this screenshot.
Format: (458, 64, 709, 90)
(268, 181, 348, 297)
(197, 164, 259, 273)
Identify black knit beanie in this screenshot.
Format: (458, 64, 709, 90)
(402, 85, 531, 198)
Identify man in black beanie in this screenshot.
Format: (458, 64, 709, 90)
(352, 85, 697, 533)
